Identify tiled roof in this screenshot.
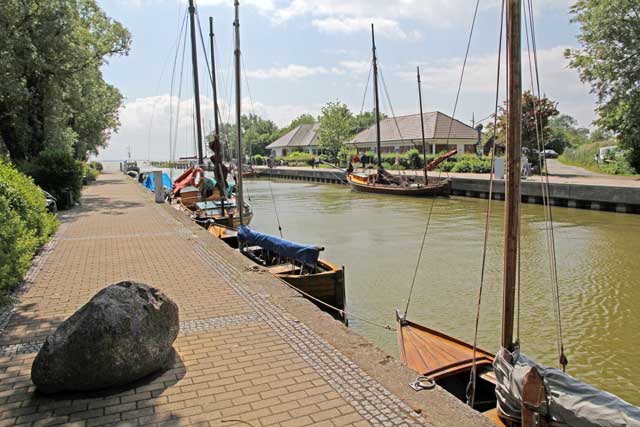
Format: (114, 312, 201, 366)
(266, 123, 319, 149)
(347, 111, 478, 144)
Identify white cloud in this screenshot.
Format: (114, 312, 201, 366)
(397, 45, 596, 126)
(311, 17, 423, 41)
(246, 64, 336, 80)
(96, 93, 321, 160)
(339, 60, 371, 75)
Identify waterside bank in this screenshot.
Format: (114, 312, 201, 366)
(245, 166, 640, 214)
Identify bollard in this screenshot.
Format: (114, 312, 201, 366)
(154, 171, 164, 203)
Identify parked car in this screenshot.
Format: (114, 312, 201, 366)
(541, 149, 558, 159)
(42, 190, 57, 213)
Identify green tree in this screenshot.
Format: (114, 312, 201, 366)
(317, 101, 353, 162)
(566, 0, 640, 171)
(496, 91, 559, 160)
(350, 110, 385, 135)
(0, 0, 131, 162)
(546, 114, 590, 153)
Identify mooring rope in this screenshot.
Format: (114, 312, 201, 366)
(466, 0, 504, 408)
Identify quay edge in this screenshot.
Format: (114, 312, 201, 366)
(186, 164, 640, 214)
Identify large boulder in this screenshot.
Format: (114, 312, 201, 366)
(32, 281, 179, 394)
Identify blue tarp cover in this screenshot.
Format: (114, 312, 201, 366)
(238, 225, 319, 266)
(144, 173, 173, 192)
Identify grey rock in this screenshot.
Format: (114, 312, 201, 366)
(31, 281, 179, 394)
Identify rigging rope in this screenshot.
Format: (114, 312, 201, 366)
(359, 61, 373, 116)
(403, 0, 482, 321)
(466, 0, 503, 408)
(524, 0, 567, 371)
(169, 13, 189, 177)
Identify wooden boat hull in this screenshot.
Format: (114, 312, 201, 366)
(347, 174, 450, 197)
(207, 224, 346, 323)
(275, 260, 345, 318)
(396, 312, 498, 412)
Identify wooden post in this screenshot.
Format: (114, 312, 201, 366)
(188, 0, 204, 166)
(233, 0, 244, 225)
(502, 0, 522, 350)
(371, 24, 382, 168)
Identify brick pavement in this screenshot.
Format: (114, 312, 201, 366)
(0, 171, 429, 427)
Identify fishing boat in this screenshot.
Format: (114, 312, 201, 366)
(169, 3, 251, 228)
(396, 1, 640, 426)
(207, 1, 346, 322)
(346, 25, 450, 197)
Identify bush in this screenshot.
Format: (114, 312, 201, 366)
(89, 161, 103, 172)
(83, 163, 99, 183)
(0, 195, 38, 298)
(21, 150, 84, 209)
(252, 154, 266, 166)
(283, 151, 315, 166)
(0, 161, 57, 245)
(450, 155, 492, 173)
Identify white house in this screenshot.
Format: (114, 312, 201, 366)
(266, 123, 320, 157)
(346, 111, 480, 155)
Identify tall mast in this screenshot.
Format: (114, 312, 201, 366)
(416, 66, 427, 183)
(188, 0, 204, 165)
(233, 0, 244, 225)
(501, 0, 522, 350)
(371, 24, 382, 168)
(209, 17, 220, 143)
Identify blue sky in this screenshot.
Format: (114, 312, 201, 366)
(96, 0, 595, 160)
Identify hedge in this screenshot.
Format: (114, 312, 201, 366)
(0, 161, 58, 298)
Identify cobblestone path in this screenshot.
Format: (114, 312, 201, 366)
(0, 171, 428, 427)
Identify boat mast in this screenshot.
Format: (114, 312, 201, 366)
(371, 24, 382, 168)
(416, 66, 427, 183)
(501, 0, 522, 350)
(209, 17, 227, 203)
(233, 0, 244, 225)
(188, 0, 204, 166)
(209, 17, 220, 147)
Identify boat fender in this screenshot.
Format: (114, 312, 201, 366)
(409, 376, 435, 391)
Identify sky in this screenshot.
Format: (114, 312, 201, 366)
(95, 0, 596, 161)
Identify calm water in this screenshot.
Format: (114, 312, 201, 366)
(236, 178, 640, 404)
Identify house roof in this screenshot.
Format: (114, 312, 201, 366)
(347, 111, 478, 145)
(266, 123, 319, 149)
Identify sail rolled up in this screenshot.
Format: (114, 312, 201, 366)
(494, 348, 640, 427)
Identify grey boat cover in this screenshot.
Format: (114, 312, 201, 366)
(494, 347, 640, 427)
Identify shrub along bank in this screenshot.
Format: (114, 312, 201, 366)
(559, 141, 636, 176)
(0, 161, 58, 300)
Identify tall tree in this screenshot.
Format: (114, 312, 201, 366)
(317, 101, 353, 162)
(0, 0, 131, 161)
(495, 91, 559, 158)
(566, 0, 640, 171)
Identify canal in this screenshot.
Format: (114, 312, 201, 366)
(242, 178, 640, 405)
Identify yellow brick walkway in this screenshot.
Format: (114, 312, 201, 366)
(0, 171, 427, 427)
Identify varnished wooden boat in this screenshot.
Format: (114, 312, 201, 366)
(396, 312, 498, 413)
(347, 173, 450, 197)
(209, 224, 346, 323)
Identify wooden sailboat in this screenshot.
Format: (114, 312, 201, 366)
(170, 1, 251, 228)
(397, 1, 640, 426)
(207, 1, 346, 322)
(346, 24, 450, 197)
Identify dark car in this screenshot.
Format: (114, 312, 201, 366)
(42, 190, 57, 213)
(541, 149, 559, 159)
